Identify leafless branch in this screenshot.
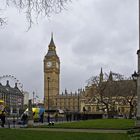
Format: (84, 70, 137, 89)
(86, 71, 137, 118)
(0, 0, 71, 28)
(0, 17, 7, 26)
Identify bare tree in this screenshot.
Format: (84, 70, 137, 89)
(0, 0, 71, 28)
(87, 72, 136, 119)
(87, 74, 113, 118)
(119, 78, 136, 119)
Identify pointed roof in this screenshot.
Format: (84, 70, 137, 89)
(100, 67, 103, 75)
(109, 71, 113, 81)
(49, 33, 55, 47)
(45, 33, 58, 58)
(99, 67, 103, 82)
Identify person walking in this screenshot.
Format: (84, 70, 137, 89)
(40, 112, 44, 123)
(21, 113, 28, 125)
(0, 111, 5, 127)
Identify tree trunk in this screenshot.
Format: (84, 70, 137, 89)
(129, 104, 133, 119)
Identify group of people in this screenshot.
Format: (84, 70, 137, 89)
(21, 111, 44, 124)
(0, 109, 45, 127)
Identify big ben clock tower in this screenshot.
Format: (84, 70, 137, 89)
(44, 35, 60, 110)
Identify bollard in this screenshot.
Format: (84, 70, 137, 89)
(13, 116, 16, 128)
(8, 121, 10, 128)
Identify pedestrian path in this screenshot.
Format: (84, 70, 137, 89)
(0, 121, 128, 134)
(19, 128, 127, 134)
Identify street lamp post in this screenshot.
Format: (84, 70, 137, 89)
(132, 70, 140, 125)
(132, 0, 140, 127)
(33, 91, 35, 107)
(132, 71, 138, 117)
(47, 77, 50, 123)
(77, 89, 81, 121)
(135, 0, 140, 126)
(77, 89, 80, 113)
(132, 71, 138, 81)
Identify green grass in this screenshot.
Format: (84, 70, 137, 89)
(0, 129, 130, 140)
(41, 119, 135, 129)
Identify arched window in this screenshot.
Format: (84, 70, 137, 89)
(88, 106, 91, 112)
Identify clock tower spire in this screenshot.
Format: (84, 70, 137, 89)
(44, 35, 60, 110)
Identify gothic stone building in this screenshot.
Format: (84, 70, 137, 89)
(81, 70, 137, 118)
(44, 36, 136, 118)
(0, 80, 24, 113)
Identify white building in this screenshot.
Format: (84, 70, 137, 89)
(23, 91, 29, 105)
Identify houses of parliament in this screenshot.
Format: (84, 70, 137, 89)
(43, 35, 136, 118)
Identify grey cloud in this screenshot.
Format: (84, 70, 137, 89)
(0, 0, 138, 99)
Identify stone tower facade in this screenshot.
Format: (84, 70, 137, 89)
(44, 35, 60, 110)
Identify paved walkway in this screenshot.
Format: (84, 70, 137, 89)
(1, 122, 127, 134)
(1, 121, 128, 134)
(19, 128, 127, 134)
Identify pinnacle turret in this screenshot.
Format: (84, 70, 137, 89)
(49, 33, 55, 48)
(99, 67, 103, 82)
(109, 71, 113, 81)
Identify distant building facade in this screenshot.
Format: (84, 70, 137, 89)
(23, 91, 29, 105)
(0, 80, 24, 114)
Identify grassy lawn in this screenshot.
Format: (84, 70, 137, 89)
(40, 119, 135, 129)
(0, 129, 130, 140)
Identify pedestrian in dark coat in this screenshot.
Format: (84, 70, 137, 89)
(0, 111, 5, 127)
(21, 113, 28, 125)
(40, 112, 44, 123)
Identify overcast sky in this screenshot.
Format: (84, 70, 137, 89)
(0, 0, 138, 100)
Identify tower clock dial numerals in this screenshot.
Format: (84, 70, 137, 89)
(47, 61, 52, 67)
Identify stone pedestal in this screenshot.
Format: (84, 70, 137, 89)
(27, 99, 33, 127)
(27, 120, 34, 127)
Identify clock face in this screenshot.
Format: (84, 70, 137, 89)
(47, 61, 52, 67)
(56, 62, 59, 68)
